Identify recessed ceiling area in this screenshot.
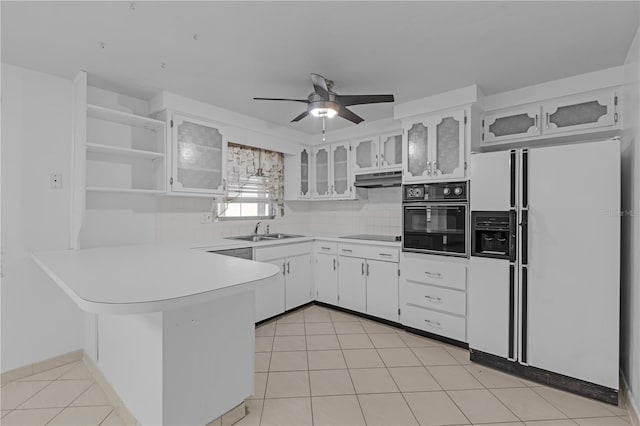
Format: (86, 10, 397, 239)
(2, 1, 638, 135)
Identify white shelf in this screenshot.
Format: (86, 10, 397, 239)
(86, 143, 164, 160)
(87, 104, 165, 131)
(87, 186, 165, 195)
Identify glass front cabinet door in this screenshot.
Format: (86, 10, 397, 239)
(313, 146, 331, 198)
(483, 105, 542, 143)
(542, 89, 618, 135)
(352, 137, 379, 174)
(171, 114, 227, 195)
(432, 110, 466, 180)
(299, 147, 311, 198)
(379, 132, 403, 170)
(403, 119, 431, 182)
(331, 142, 351, 198)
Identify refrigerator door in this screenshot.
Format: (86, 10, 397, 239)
(469, 150, 513, 211)
(526, 140, 620, 389)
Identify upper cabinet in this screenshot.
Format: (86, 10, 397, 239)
(312, 142, 355, 200)
(168, 113, 227, 196)
(313, 145, 331, 198)
(481, 88, 619, 146)
(402, 108, 468, 183)
(299, 147, 311, 198)
(352, 132, 403, 174)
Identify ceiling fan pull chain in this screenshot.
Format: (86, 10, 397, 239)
(322, 116, 326, 143)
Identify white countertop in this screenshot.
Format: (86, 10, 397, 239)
(32, 244, 279, 315)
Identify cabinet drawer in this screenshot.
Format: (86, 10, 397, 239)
(315, 241, 338, 255)
(338, 243, 368, 258)
(339, 243, 399, 262)
(403, 282, 466, 316)
(401, 255, 467, 291)
(255, 242, 313, 261)
(402, 304, 466, 342)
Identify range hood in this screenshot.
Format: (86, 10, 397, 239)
(354, 170, 402, 188)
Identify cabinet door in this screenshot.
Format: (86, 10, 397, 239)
(316, 253, 338, 305)
(299, 147, 311, 198)
(255, 259, 286, 322)
(432, 110, 466, 180)
(543, 89, 618, 135)
(403, 119, 432, 182)
(338, 256, 367, 313)
(366, 260, 399, 322)
(285, 254, 313, 310)
(171, 114, 226, 194)
(331, 142, 351, 198)
(483, 105, 542, 143)
(379, 132, 403, 171)
(313, 146, 331, 198)
(353, 137, 379, 174)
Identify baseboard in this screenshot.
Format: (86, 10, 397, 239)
(621, 373, 640, 426)
(0, 349, 82, 385)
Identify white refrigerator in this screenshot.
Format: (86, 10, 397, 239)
(468, 139, 620, 394)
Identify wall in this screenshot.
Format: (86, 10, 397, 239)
(621, 26, 640, 418)
(1, 64, 84, 372)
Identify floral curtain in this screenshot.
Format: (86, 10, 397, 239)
(227, 143, 285, 216)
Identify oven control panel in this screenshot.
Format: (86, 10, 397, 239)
(403, 182, 468, 202)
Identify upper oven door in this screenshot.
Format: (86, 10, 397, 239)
(403, 203, 468, 257)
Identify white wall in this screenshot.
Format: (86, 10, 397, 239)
(621, 26, 640, 416)
(1, 64, 84, 372)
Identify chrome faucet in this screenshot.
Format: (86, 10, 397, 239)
(254, 221, 262, 235)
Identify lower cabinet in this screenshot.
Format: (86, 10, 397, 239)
(337, 256, 367, 313)
(285, 253, 313, 310)
(315, 243, 338, 305)
(256, 260, 286, 322)
(366, 260, 400, 322)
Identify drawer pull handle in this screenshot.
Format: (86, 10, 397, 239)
(424, 295, 442, 303)
(425, 271, 442, 278)
(342, 249, 353, 253)
(379, 253, 393, 257)
(321, 247, 331, 250)
(424, 319, 442, 329)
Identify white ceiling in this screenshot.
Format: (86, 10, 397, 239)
(2, 1, 638, 135)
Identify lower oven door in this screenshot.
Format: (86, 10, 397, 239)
(403, 203, 468, 257)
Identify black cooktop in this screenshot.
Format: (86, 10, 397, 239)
(340, 234, 401, 242)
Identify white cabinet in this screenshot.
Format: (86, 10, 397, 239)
(315, 243, 338, 305)
(337, 256, 367, 313)
(402, 108, 467, 183)
(483, 105, 542, 143)
(366, 260, 400, 322)
(284, 146, 312, 201)
(285, 253, 313, 310)
(353, 132, 403, 174)
(312, 145, 331, 198)
(168, 113, 228, 196)
(312, 142, 354, 199)
(299, 147, 311, 198)
(256, 260, 286, 322)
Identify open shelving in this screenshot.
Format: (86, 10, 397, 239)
(87, 104, 165, 131)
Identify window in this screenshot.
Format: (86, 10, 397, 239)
(217, 143, 284, 220)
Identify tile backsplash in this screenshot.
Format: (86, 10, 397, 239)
(155, 187, 402, 242)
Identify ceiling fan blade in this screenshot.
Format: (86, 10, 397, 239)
(338, 107, 364, 124)
(291, 111, 310, 122)
(335, 94, 395, 106)
(310, 73, 330, 99)
(253, 97, 309, 103)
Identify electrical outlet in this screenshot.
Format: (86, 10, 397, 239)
(50, 173, 62, 189)
(202, 213, 213, 224)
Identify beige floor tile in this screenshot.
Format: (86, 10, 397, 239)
(333, 322, 366, 334)
(307, 350, 347, 370)
(249, 373, 268, 400)
(388, 367, 442, 392)
(272, 335, 306, 351)
(2, 410, 11, 418)
(403, 391, 470, 426)
(492, 387, 567, 421)
(59, 363, 92, 380)
(349, 368, 399, 394)
(337, 334, 373, 349)
(343, 349, 385, 369)
(412, 347, 459, 366)
(99, 410, 127, 426)
(464, 364, 529, 388)
(18, 380, 92, 409)
(573, 416, 631, 425)
(70, 383, 110, 407)
(261, 397, 312, 426)
(275, 322, 305, 336)
(304, 322, 335, 335)
(475, 423, 524, 426)
(304, 310, 332, 323)
(398, 332, 442, 348)
(255, 336, 274, 352)
(601, 401, 630, 416)
(265, 371, 310, 398)
(234, 399, 262, 426)
(310, 369, 355, 396)
(368, 333, 407, 348)
(361, 321, 399, 334)
(428, 366, 483, 390)
(255, 352, 271, 373)
(0, 408, 62, 425)
(447, 389, 519, 424)
(523, 420, 577, 426)
(443, 346, 471, 365)
(31, 352, 82, 375)
(276, 311, 305, 324)
(306, 334, 340, 350)
(378, 348, 422, 367)
(329, 310, 361, 322)
(1, 365, 33, 387)
(1, 381, 51, 410)
(532, 386, 615, 419)
(255, 322, 276, 337)
(47, 406, 112, 425)
(312, 394, 365, 426)
(358, 393, 418, 426)
(18, 364, 76, 382)
(269, 351, 308, 372)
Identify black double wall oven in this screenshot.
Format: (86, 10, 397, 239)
(402, 182, 469, 257)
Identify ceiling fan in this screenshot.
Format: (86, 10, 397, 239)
(253, 73, 395, 124)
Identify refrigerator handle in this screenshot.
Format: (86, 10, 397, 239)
(520, 210, 528, 266)
(521, 266, 528, 364)
(522, 150, 529, 209)
(508, 264, 515, 360)
(510, 150, 516, 208)
(509, 210, 517, 262)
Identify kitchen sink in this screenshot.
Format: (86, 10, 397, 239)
(225, 233, 304, 242)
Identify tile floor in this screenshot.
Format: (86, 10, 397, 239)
(0, 304, 632, 426)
